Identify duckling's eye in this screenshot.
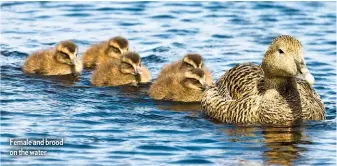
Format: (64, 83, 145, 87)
(61, 52, 69, 58)
(110, 46, 121, 54)
(122, 62, 133, 68)
(192, 79, 200, 85)
(187, 78, 200, 85)
(186, 63, 195, 68)
(278, 49, 284, 54)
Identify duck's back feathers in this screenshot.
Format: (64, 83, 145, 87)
(216, 63, 263, 99)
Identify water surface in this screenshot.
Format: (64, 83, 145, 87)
(1, 1, 336, 165)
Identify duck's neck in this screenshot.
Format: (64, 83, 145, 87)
(264, 76, 297, 92)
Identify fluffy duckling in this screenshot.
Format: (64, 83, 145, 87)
(91, 52, 151, 86)
(83, 36, 129, 69)
(23, 40, 82, 76)
(201, 35, 325, 126)
(158, 53, 213, 85)
(149, 68, 209, 102)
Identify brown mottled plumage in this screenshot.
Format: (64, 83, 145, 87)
(83, 36, 129, 69)
(201, 35, 325, 126)
(149, 68, 208, 102)
(23, 40, 82, 76)
(158, 53, 213, 85)
(91, 52, 151, 86)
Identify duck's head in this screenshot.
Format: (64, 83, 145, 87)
(55, 40, 78, 66)
(182, 68, 207, 91)
(120, 52, 142, 76)
(182, 53, 204, 69)
(261, 35, 315, 85)
(106, 36, 129, 59)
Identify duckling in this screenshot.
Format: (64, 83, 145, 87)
(91, 52, 151, 86)
(139, 66, 151, 83)
(158, 53, 213, 85)
(149, 68, 208, 102)
(201, 35, 325, 126)
(83, 36, 129, 69)
(23, 40, 82, 76)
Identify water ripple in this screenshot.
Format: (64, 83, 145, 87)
(1, 1, 336, 166)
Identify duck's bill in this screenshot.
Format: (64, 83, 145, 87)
(297, 67, 315, 85)
(135, 67, 143, 75)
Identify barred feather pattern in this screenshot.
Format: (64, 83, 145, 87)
(201, 63, 325, 126)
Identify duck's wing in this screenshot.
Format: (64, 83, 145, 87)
(296, 79, 326, 120)
(216, 63, 264, 99)
(201, 86, 260, 124)
(201, 63, 264, 124)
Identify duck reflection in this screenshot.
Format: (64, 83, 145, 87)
(221, 125, 309, 166)
(262, 126, 308, 166)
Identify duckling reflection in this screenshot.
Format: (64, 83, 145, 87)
(25, 74, 81, 86)
(154, 100, 202, 112)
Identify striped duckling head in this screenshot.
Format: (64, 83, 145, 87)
(182, 53, 204, 70)
(55, 40, 78, 66)
(182, 68, 207, 91)
(106, 36, 129, 59)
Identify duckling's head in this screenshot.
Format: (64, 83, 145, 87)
(261, 35, 315, 85)
(120, 52, 142, 75)
(55, 40, 78, 66)
(182, 53, 203, 69)
(106, 36, 129, 59)
(182, 68, 207, 91)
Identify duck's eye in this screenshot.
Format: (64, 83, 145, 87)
(278, 49, 284, 54)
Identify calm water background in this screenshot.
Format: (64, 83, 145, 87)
(1, 1, 336, 165)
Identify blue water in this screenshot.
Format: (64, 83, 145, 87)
(1, 1, 336, 165)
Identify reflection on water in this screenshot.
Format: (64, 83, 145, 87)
(222, 126, 309, 166)
(262, 127, 308, 166)
(24, 73, 81, 86)
(154, 101, 201, 112)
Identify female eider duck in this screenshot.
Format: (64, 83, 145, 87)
(201, 35, 325, 126)
(83, 36, 129, 69)
(149, 68, 209, 102)
(158, 53, 213, 85)
(23, 40, 82, 76)
(91, 52, 151, 86)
